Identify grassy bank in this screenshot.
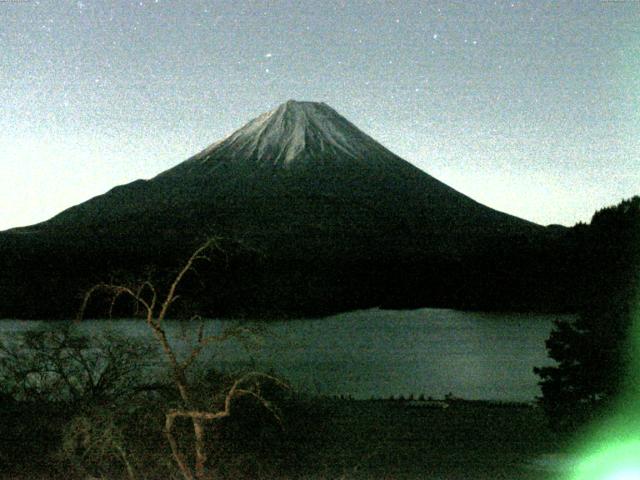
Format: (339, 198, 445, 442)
(2, 397, 567, 480)
(281, 398, 564, 480)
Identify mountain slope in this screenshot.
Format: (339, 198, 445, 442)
(25, 101, 538, 245)
(1, 100, 554, 318)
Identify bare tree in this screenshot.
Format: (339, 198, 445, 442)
(78, 238, 287, 480)
(0, 325, 155, 405)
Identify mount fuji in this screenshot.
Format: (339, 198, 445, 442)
(0, 100, 554, 318)
(30, 100, 539, 241)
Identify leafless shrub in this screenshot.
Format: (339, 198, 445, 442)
(78, 238, 289, 480)
(0, 324, 157, 405)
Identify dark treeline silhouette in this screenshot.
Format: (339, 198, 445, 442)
(535, 196, 640, 431)
(0, 197, 637, 319)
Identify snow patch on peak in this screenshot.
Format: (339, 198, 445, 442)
(193, 100, 396, 167)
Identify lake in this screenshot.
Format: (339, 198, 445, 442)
(0, 308, 570, 402)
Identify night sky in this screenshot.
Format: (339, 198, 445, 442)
(1, 0, 638, 230)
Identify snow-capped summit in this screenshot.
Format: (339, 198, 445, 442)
(188, 100, 395, 167)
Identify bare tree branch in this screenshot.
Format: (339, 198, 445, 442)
(77, 283, 152, 322)
(76, 238, 284, 480)
(157, 238, 223, 324)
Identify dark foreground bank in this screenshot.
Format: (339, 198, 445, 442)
(1, 397, 566, 480)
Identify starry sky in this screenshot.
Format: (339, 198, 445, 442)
(1, 0, 638, 230)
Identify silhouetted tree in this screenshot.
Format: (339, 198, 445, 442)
(534, 197, 640, 432)
(0, 325, 155, 405)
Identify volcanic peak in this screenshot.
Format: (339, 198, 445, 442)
(191, 100, 392, 167)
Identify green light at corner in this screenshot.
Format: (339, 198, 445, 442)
(571, 440, 640, 480)
(608, 470, 640, 480)
(570, 289, 640, 480)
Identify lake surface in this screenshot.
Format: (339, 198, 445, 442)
(0, 308, 571, 401)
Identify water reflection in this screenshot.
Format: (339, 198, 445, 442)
(0, 308, 570, 401)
